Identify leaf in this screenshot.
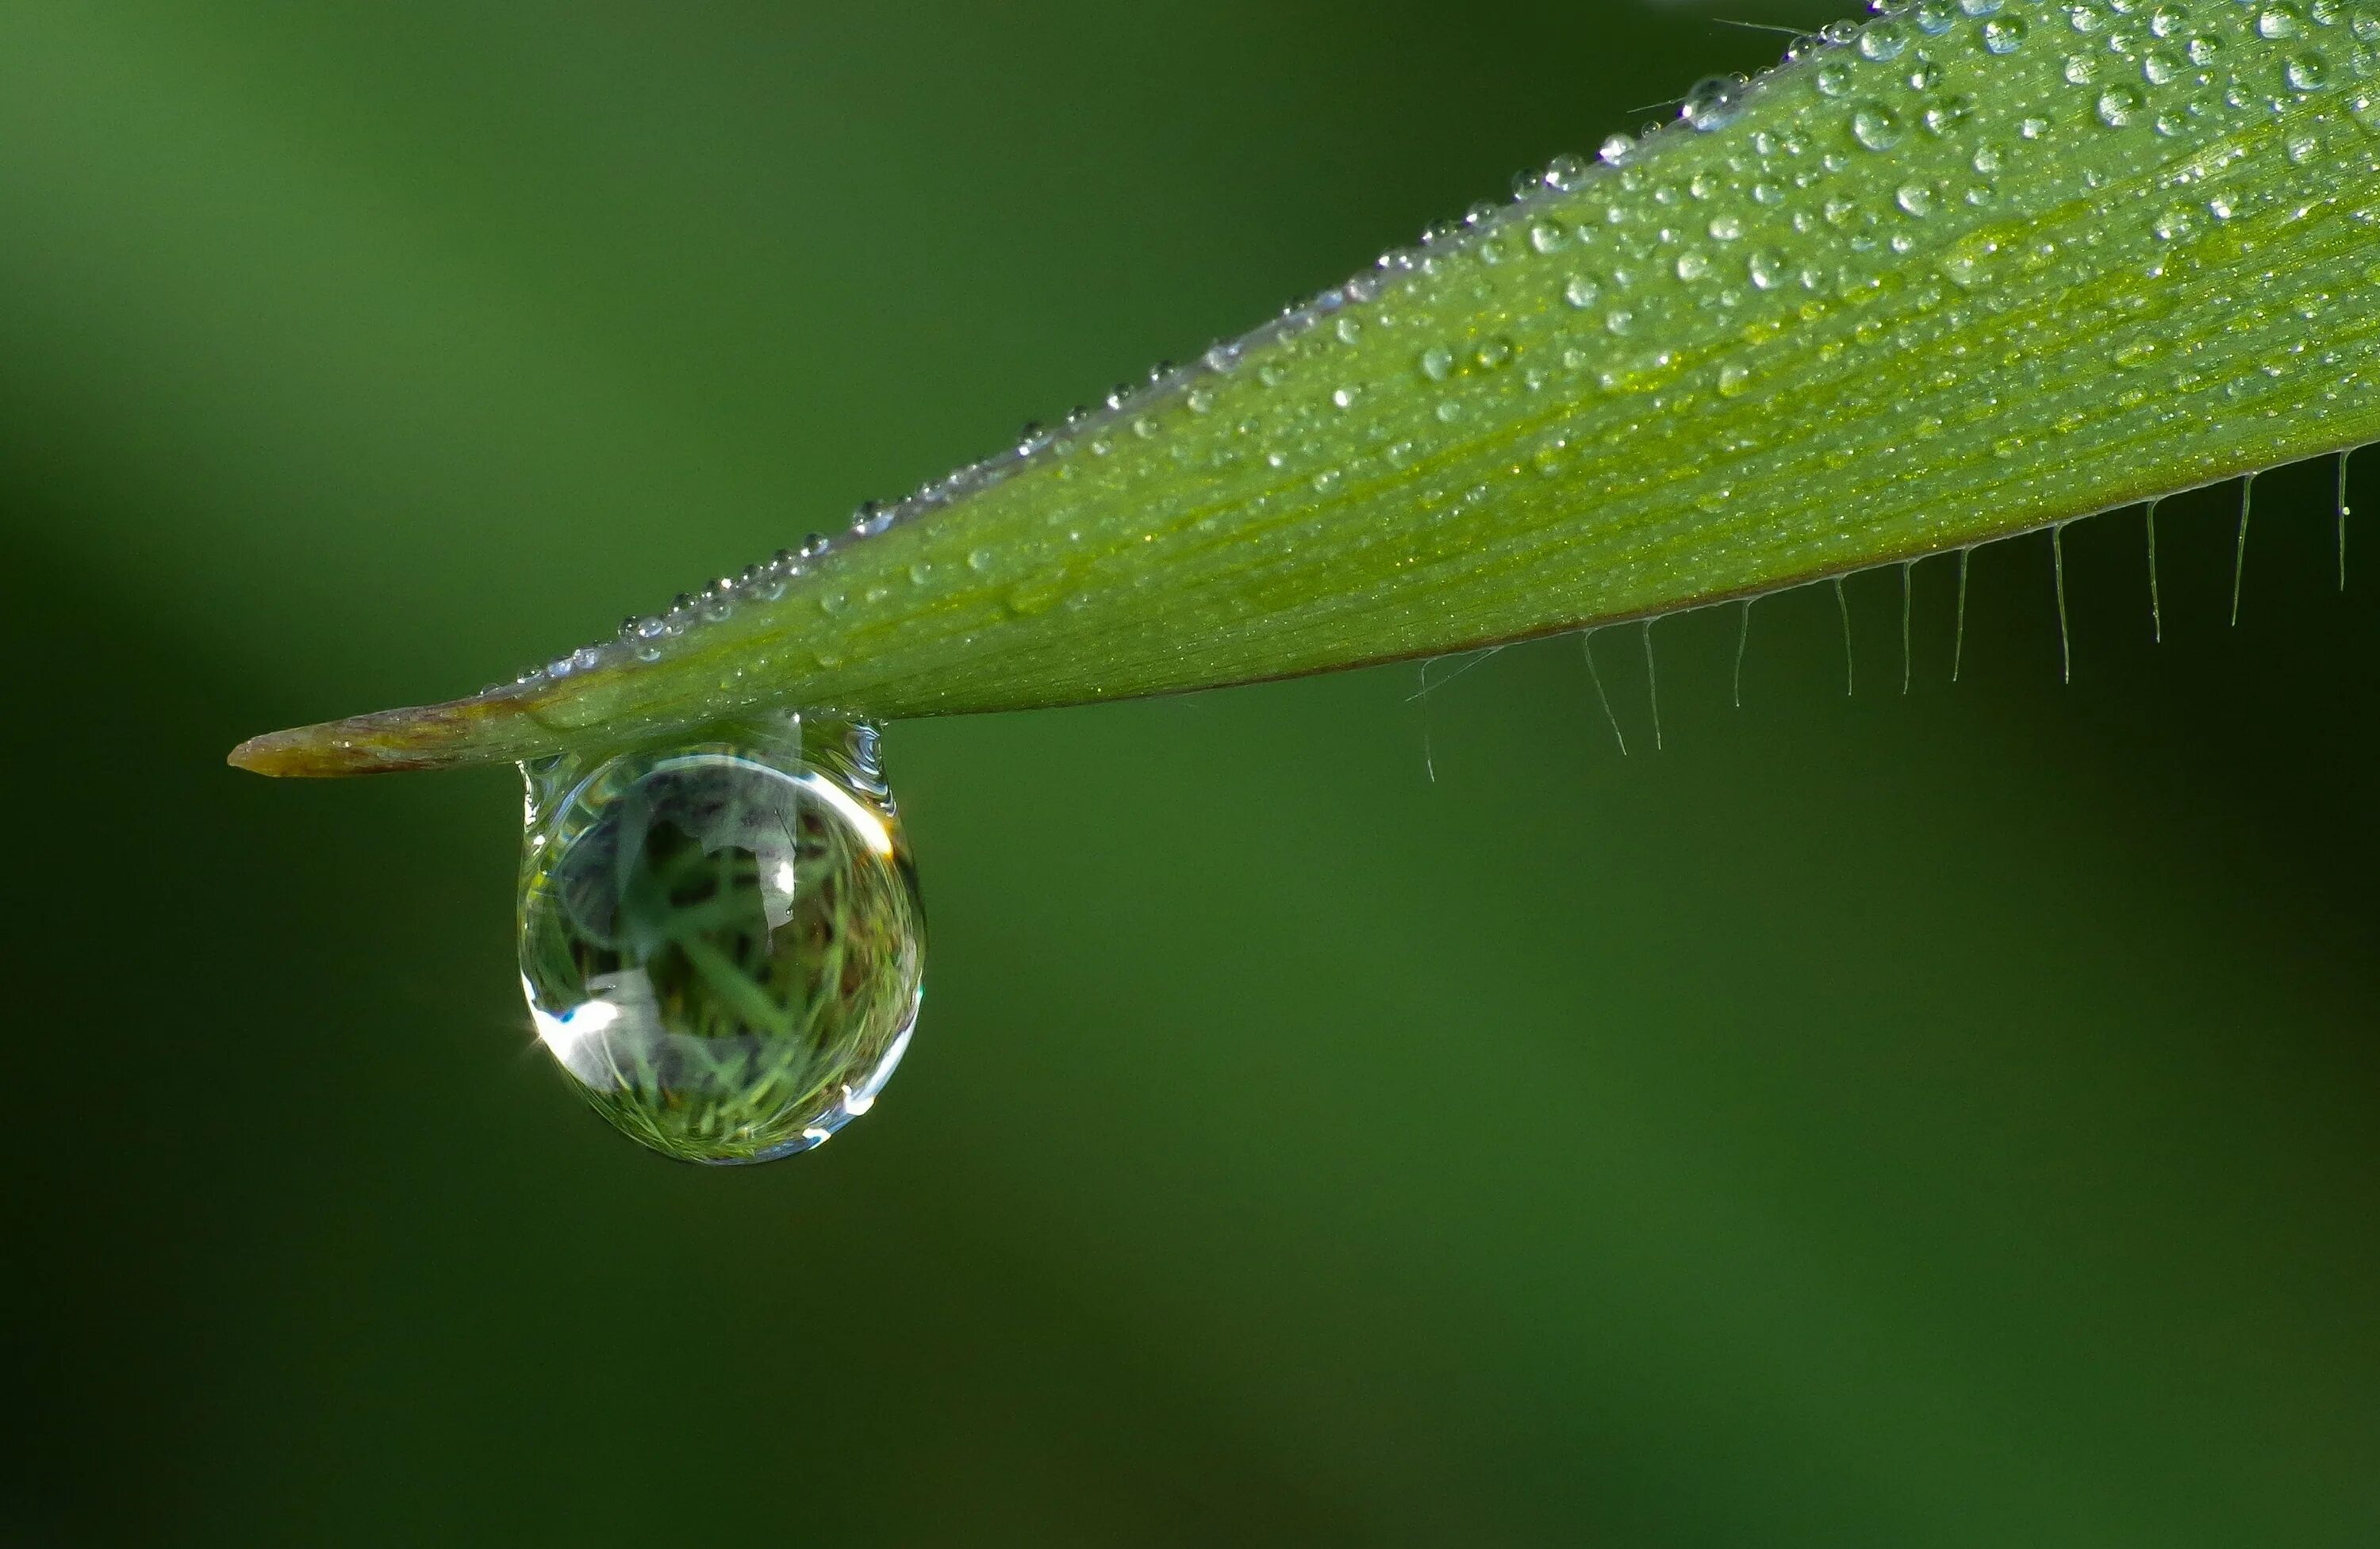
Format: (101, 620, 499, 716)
(232, 1, 2380, 776)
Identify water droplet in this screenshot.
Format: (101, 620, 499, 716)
(1747, 247, 1789, 288)
(1863, 19, 1910, 59)
(1816, 61, 1854, 97)
(2098, 84, 2148, 124)
(1919, 94, 1975, 133)
(518, 715, 923, 1164)
(2259, 2, 2305, 38)
(2152, 205, 2198, 239)
(1564, 274, 1602, 308)
(1915, 1, 1959, 33)
(1716, 362, 1752, 396)
(2287, 48, 2332, 86)
(1983, 14, 2030, 50)
(1852, 103, 1906, 149)
(1897, 182, 1938, 216)
(1420, 346, 1455, 381)
(1683, 75, 1746, 130)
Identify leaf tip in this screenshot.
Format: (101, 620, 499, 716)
(227, 694, 536, 777)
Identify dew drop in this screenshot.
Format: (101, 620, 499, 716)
(518, 715, 923, 1164)
(1420, 346, 1456, 381)
(2098, 84, 2148, 124)
(1852, 103, 1906, 149)
(1564, 274, 1603, 308)
(1983, 14, 2030, 50)
(1863, 19, 1910, 59)
(1683, 75, 1746, 130)
(2287, 48, 2332, 86)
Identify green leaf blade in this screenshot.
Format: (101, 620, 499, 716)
(233, 2, 2380, 776)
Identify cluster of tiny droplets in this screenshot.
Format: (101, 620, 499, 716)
(504, 0, 2380, 692)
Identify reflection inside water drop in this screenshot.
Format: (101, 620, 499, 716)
(517, 712, 923, 1164)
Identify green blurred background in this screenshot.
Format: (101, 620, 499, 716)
(6, 2, 2376, 1543)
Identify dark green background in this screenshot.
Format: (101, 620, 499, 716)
(6, 2, 2375, 1543)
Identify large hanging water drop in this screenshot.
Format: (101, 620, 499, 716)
(517, 712, 923, 1164)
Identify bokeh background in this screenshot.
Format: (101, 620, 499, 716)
(6, 2, 2376, 1543)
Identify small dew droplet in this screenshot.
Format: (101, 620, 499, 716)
(1862, 19, 1910, 59)
(2098, 85, 2148, 125)
(1683, 75, 1747, 130)
(1851, 103, 1906, 150)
